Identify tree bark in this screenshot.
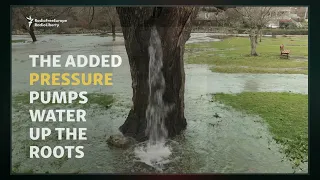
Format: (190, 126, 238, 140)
(259, 28, 262, 42)
(111, 23, 116, 41)
(255, 34, 258, 44)
(22, 23, 37, 42)
(117, 7, 198, 141)
(249, 29, 258, 56)
(29, 23, 37, 42)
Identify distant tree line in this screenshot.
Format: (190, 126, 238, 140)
(12, 7, 120, 42)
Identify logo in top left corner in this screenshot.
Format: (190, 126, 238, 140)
(26, 15, 34, 28)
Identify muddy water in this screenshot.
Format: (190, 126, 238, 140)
(11, 34, 308, 173)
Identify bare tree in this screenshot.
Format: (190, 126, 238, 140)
(88, 7, 95, 27)
(117, 7, 198, 141)
(12, 7, 72, 42)
(256, 7, 275, 43)
(82, 7, 119, 39)
(102, 7, 118, 41)
(213, 11, 228, 27)
(229, 7, 274, 56)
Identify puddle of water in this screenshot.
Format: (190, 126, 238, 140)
(134, 142, 172, 172)
(11, 34, 308, 174)
(187, 33, 221, 44)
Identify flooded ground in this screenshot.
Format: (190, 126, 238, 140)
(11, 34, 308, 173)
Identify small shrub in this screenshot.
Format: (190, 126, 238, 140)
(262, 29, 308, 35)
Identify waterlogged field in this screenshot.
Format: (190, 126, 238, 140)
(185, 35, 308, 75)
(214, 92, 308, 168)
(11, 34, 308, 173)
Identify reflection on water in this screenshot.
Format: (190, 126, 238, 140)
(243, 78, 260, 92)
(11, 34, 308, 173)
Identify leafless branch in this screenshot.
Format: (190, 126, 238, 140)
(88, 7, 95, 25)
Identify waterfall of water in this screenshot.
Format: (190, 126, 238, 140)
(145, 26, 169, 145)
(134, 26, 172, 171)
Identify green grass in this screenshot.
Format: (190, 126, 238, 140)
(13, 92, 115, 109)
(12, 39, 26, 43)
(86, 93, 114, 108)
(213, 92, 308, 166)
(186, 36, 308, 75)
(211, 66, 308, 75)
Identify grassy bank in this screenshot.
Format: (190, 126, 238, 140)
(11, 92, 115, 173)
(13, 92, 115, 109)
(211, 66, 308, 75)
(190, 26, 308, 35)
(12, 39, 26, 43)
(186, 36, 308, 75)
(213, 92, 308, 166)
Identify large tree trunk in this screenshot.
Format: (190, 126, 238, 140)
(249, 29, 258, 56)
(255, 28, 262, 44)
(29, 24, 37, 42)
(117, 7, 198, 141)
(255, 33, 258, 44)
(259, 28, 262, 42)
(111, 23, 116, 41)
(22, 23, 37, 42)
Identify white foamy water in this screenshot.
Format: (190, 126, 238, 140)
(134, 142, 172, 171)
(134, 26, 173, 171)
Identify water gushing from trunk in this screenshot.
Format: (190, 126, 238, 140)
(134, 26, 172, 171)
(145, 26, 169, 145)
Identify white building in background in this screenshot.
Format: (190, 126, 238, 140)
(266, 7, 306, 28)
(195, 7, 307, 28)
(196, 11, 216, 20)
(266, 22, 279, 28)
